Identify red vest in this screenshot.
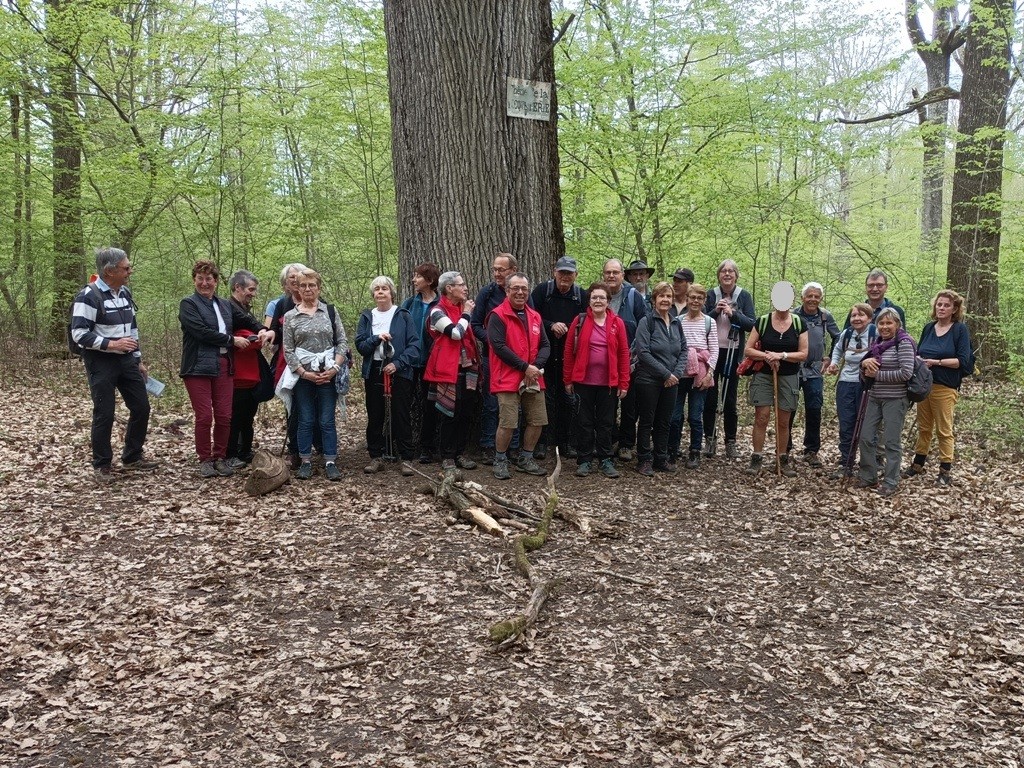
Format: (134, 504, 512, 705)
(488, 299, 545, 394)
(563, 308, 631, 389)
(424, 296, 477, 384)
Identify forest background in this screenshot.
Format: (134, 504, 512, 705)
(1, 0, 1022, 382)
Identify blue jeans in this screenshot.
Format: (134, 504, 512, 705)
(295, 379, 338, 460)
(668, 378, 708, 457)
(835, 380, 864, 467)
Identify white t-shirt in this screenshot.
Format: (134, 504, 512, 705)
(372, 305, 398, 360)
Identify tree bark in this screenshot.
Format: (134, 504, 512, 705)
(946, 0, 1013, 370)
(384, 0, 565, 294)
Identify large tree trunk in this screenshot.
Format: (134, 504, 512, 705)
(905, 1, 964, 262)
(384, 0, 565, 294)
(946, 0, 1013, 371)
(45, 0, 86, 344)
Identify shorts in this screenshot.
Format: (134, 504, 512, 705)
(748, 371, 799, 412)
(497, 390, 548, 428)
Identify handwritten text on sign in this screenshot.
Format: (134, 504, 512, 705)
(507, 78, 551, 121)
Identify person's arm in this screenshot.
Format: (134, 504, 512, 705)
(470, 286, 490, 341)
(824, 311, 842, 357)
(563, 316, 578, 388)
(743, 324, 762, 359)
(733, 290, 756, 332)
(670, 323, 688, 380)
(393, 311, 421, 374)
(533, 323, 551, 370)
(952, 322, 972, 371)
(331, 310, 348, 367)
(614, 317, 631, 394)
(283, 314, 299, 371)
(791, 327, 809, 363)
(430, 307, 470, 340)
(706, 320, 719, 369)
(354, 311, 380, 358)
(488, 313, 530, 371)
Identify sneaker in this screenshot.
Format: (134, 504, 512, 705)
(123, 457, 158, 471)
(534, 444, 547, 461)
(199, 461, 218, 478)
(479, 448, 496, 466)
(616, 446, 634, 462)
(804, 451, 822, 468)
(455, 456, 477, 470)
(493, 459, 511, 480)
(227, 457, 248, 470)
(296, 461, 313, 480)
(901, 463, 926, 479)
(364, 458, 384, 474)
(214, 459, 234, 477)
(516, 456, 546, 476)
(325, 462, 342, 481)
(401, 463, 415, 477)
(94, 466, 116, 484)
(937, 470, 952, 487)
(686, 451, 700, 470)
(599, 458, 620, 478)
(576, 461, 591, 477)
(745, 454, 763, 475)
(853, 478, 878, 489)
(829, 465, 853, 481)
(779, 454, 797, 478)
(637, 460, 655, 477)
(876, 483, 898, 498)
(702, 438, 717, 458)
(725, 440, 740, 459)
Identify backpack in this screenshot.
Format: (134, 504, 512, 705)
(840, 324, 877, 357)
(907, 355, 933, 402)
(545, 279, 583, 306)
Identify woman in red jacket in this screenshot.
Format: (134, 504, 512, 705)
(563, 282, 630, 478)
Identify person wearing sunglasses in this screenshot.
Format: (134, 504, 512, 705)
(826, 302, 876, 479)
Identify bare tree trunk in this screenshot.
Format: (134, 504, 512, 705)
(384, 0, 565, 292)
(46, 0, 86, 345)
(946, 0, 1013, 370)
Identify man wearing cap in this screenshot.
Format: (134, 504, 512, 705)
(670, 268, 695, 318)
(531, 257, 589, 460)
(625, 259, 654, 310)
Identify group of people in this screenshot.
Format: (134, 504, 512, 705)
(72, 248, 974, 497)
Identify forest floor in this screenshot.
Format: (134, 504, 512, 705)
(2, 363, 1024, 767)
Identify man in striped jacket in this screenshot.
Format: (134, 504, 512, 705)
(70, 247, 156, 482)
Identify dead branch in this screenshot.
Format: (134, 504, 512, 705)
(836, 86, 959, 125)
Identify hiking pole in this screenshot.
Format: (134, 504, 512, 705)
(382, 369, 396, 462)
(710, 325, 740, 455)
(843, 389, 870, 489)
(772, 365, 781, 476)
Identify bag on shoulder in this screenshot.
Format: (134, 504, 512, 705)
(737, 315, 770, 376)
(907, 356, 933, 402)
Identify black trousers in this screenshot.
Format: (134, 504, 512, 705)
(227, 386, 260, 460)
(574, 384, 617, 462)
(635, 378, 678, 464)
(616, 382, 639, 449)
(365, 367, 414, 460)
(83, 352, 151, 468)
(703, 347, 741, 443)
(541, 359, 574, 449)
(411, 369, 439, 457)
(437, 374, 477, 460)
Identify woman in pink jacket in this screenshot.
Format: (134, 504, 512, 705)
(563, 282, 631, 479)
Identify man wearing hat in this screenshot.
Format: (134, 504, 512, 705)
(530, 256, 589, 460)
(625, 259, 655, 310)
(670, 267, 695, 318)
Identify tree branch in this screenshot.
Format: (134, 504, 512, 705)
(836, 87, 959, 125)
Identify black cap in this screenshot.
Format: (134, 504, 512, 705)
(673, 268, 695, 282)
(554, 256, 578, 273)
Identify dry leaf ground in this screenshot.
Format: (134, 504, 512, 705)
(2, 364, 1023, 767)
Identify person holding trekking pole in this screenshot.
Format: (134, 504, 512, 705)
(826, 302, 876, 480)
(702, 260, 756, 459)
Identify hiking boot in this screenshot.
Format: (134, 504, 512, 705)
(214, 459, 235, 477)
(576, 461, 591, 477)
(703, 438, 717, 457)
(829, 465, 853, 481)
(779, 454, 797, 478)
(725, 440, 740, 459)
(364, 458, 384, 474)
(296, 461, 313, 480)
(479, 447, 496, 466)
(616, 446, 634, 462)
(655, 460, 677, 474)
(562, 444, 578, 459)
(199, 461, 218, 478)
(875, 483, 898, 498)
(123, 457, 159, 471)
(745, 454, 763, 475)
(325, 462, 342, 481)
(401, 463, 415, 477)
(418, 451, 434, 464)
(493, 459, 511, 480)
(534, 444, 547, 461)
(227, 457, 248, 470)
(455, 456, 477, 470)
(288, 453, 301, 471)
(637, 460, 655, 477)
(901, 463, 926, 479)
(853, 478, 878, 489)
(599, 458, 620, 478)
(804, 451, 822, 468)
(94, 466, 116, 484)
(937, 470, 952, 487)
(686, 450, 700, 470)
(516, 456, 546, 476)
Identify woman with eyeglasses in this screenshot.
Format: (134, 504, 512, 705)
(826, 302, 876, 479)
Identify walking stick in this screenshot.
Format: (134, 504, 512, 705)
(842, 388, 870, 489)
(772, 365, 781, 476)
(382, 369, 396, 462)
(709, 325, 740, 455)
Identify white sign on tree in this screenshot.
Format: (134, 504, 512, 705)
(506, 77, 551, 121)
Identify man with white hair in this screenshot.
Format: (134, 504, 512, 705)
(788, 282, 840, 467)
